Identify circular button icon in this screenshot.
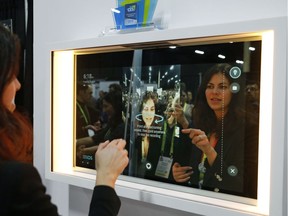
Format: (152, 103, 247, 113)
(229, 66, 241, 79)
(230, 82, 240, 93)
(227, 165, 238, 176)
(146, 162, 152, 170)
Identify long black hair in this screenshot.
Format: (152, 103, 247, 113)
(193, 63, 245, 137)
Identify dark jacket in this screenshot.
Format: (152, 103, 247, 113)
(133, 121, 193, 184)
(0, 161, 120, 216)
(189, 120, 258, 198)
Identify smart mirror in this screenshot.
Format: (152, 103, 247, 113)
(74, 37, 261, 200)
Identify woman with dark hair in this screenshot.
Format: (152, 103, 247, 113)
(172, 63, 258, 198)
(77, 90, 127, 169)
(193, 64, 246, 133)
(0, 24, 33, 164)
(0, 23, 129, 215)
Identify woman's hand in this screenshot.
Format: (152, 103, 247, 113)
(182, 128, 217, 166)
(173, 103, 189, 128)
(85, 121, 102, 132)
(95, 139, 129, 188)
(172, 162, 193, 183)
(76, 145, 85, 159)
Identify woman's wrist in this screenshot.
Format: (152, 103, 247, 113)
(96, 170, 116, 188)
(204, 146, 217, 165)
(178, 117, 189, 129)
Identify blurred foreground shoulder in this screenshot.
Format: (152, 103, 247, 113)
(0, 161, 59, 216)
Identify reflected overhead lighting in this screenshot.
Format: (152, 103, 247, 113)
(111, 8, 120, 13)
(236, 60, 244, 64)
(169, 46, 176, 49)
(195, 50, 204, 55)
(218, 54, 226, 59)
(170, 65, 174, 70)
(149, 66, 152, 71)
(165, 72, 168, 75)
(249, 47, 256, 51)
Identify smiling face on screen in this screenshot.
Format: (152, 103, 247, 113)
(142, 98, 155, 128)
(205, 73, 232, 118)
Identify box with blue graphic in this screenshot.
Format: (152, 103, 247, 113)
(125, 3, 138, 27)
(112, 0, 158, 30)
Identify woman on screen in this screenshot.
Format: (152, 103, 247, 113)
(133, 91, 163, 179)
(172, 63, 259, 198)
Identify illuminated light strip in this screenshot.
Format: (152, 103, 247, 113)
(257, 30, 274, 214)
(52, 50, 74, 173)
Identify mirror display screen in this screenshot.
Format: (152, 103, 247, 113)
(75, 38, 261, 199)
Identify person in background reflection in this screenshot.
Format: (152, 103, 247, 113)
(76, 90, 127, 169)
(0, 23, 128, 216)
(180, 90, 194, 122)
(187, 90, 194, 105)
(109, 83, 122, 93)
(76, 83, 98, 138)
(245, 80, 260, 124)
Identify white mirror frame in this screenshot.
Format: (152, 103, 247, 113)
(44, 18, 287, 216)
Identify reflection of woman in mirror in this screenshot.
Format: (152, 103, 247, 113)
(76, 91, 127, 169)
(172, 63, 258, 198)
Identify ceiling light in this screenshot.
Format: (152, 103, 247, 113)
(218, 54, 225, 59)
(236, 60, 244, 64)
(195, 50, 204, 55)
(169, 46, 176, 49)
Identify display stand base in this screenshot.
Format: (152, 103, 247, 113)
(100, 22, 157, 36)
